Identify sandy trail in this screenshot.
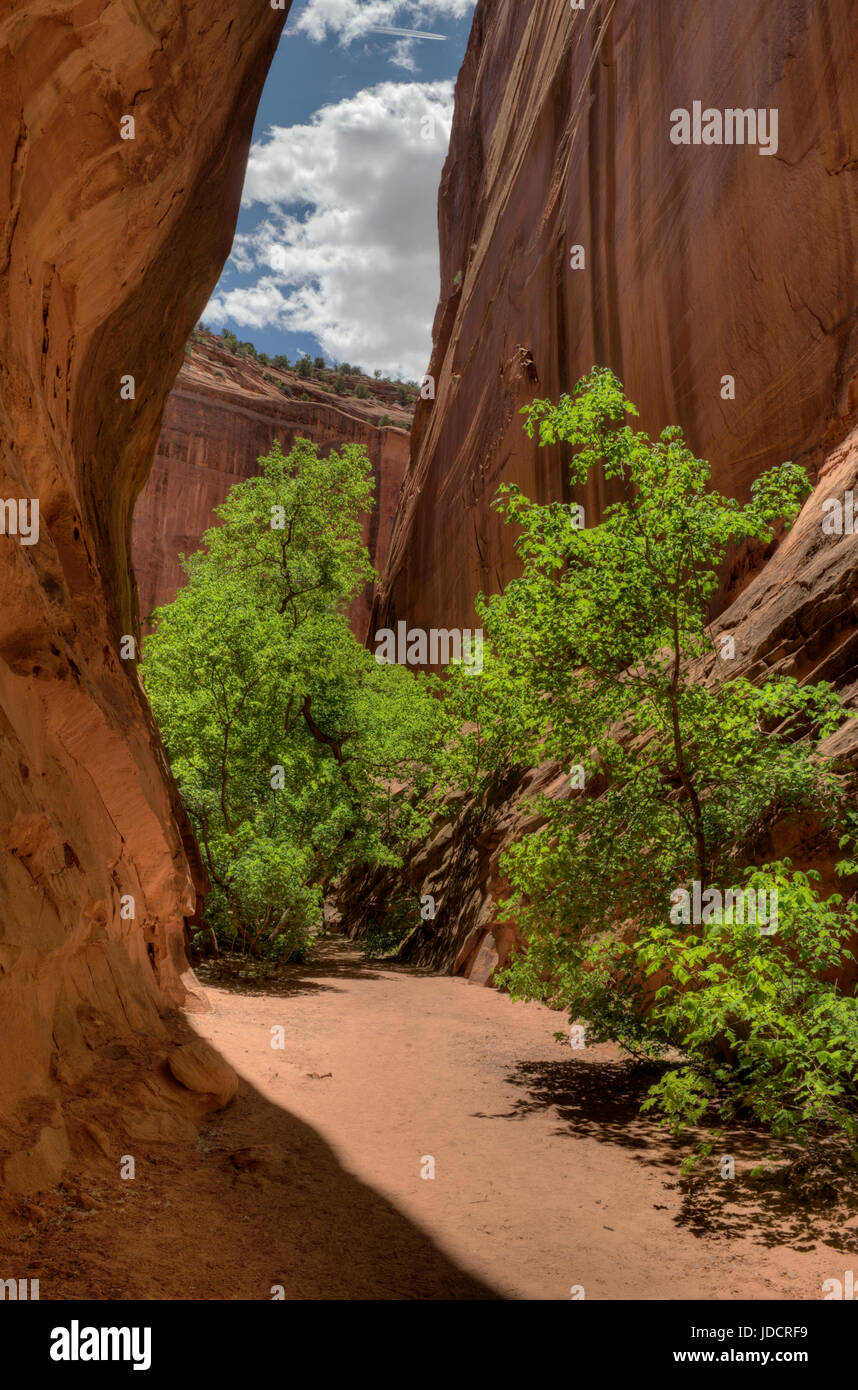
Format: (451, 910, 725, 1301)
(6, 937, 854, 1300)
(189, 939, 852, 1300)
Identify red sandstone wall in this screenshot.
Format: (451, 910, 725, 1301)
(376, 0, 858, 637)
(0, 0, 287, 1187)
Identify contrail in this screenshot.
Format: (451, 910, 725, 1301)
(368, 26, 447, 40)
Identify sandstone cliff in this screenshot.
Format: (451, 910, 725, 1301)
(376, 0, 858, 637)
(133, 336, 411, 640)
(0, 0, 287, 1192)
(364, 0, 858, 982)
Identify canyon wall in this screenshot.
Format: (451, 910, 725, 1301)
(133, 340, 410, 640)
(376, 0, 858, 637)
(367, 0, 858, 981)
(0, 0, 288, 1191)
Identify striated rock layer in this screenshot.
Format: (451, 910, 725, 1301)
(134, 337, 410, 640)
(376, 0, 858, 637)
(0, 0, 288, 1190)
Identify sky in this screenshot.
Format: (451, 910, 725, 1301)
(203, 0, 477, 382)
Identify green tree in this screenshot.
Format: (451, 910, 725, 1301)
(296, 355, 313, 379)
(456, 368, 856, 1149)
(143, 439, 440, 960)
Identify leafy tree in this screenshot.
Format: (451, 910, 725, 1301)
(273, 354, 290, 370)
(458, 367, 856, 1149)
(354, 382, 371, 400)
(143, 439, 440, 960)
(314, 356, 326, 370)
(296, 355, 313, 379)
(334, 374, 347, 395)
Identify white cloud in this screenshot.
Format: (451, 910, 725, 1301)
(389, 38, 419, 72)
(294, 0, 472, 44)
(206, 81, 455, 380)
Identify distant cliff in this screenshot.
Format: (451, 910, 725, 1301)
(134, 335, 411, 640)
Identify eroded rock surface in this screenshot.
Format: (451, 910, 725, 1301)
(0, 0, 287, 1189)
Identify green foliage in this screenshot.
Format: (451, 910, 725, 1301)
(273, 354, 290, 370)
(467, 367, 857, 1151)
(296, 355, 313, 379)
(142, 439, 441, 960)
(636, 863, 858, 1144)
(334, 374, 347, 395)
(354, 383, 371, 400)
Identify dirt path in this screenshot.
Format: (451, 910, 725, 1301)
(187, 939, 851, 1300)
(7, 938, 854, 1299)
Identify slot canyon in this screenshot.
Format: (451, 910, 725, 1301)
(1, 0, 858, 1316)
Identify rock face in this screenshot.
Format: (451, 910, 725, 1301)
(376, 0, 858, 638)
(366, 0, 858, 979)
(0, 0, 287, 1188)
(133, 337, 411, 640)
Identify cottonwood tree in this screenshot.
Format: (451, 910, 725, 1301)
(143, 439, 439, 959)
(457, 369, 858, 1150)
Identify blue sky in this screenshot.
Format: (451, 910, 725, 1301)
(204, 0, 477, 380)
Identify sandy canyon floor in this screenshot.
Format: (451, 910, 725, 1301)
(4, 938, 856, 1300)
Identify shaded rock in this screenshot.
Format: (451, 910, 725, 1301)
(167, 1041, 239, 1108)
